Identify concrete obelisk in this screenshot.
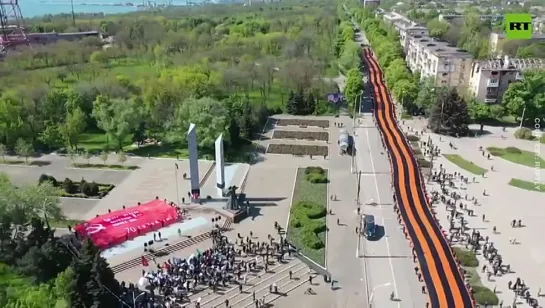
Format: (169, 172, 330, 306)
(187, 123, 200, 200)
(215, 134, 226, 197)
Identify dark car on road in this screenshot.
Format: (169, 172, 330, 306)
(362, 215, 376, 239)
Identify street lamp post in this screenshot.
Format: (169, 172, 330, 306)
(369, 282, 392, 308)
(132, 291, 146, 308)
(174, 163, 180, 206)
(519, 104, 526, 129)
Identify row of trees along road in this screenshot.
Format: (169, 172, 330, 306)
(350, 6, 545, 130)
(0, 173, 123, 308)
(0, 0, 340, 161)
(352, 8, 420, 114)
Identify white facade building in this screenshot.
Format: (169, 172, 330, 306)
(405, 34, 473, 90)
(468, 57, 545, 103)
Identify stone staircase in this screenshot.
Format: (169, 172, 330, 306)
(180, 257, 310, 308)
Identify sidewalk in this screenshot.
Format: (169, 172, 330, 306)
(402, 119, 545, 306)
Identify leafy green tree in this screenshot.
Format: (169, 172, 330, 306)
(0, 143, 5, 162)
(61, 107, 87, 150)
(286, 91, 298, 115)
(54, 267, 75, 301)
(391, 79, 419, 112)
(344, 68, 364, 111)
(502, 71, 545, 125)
(117, 151, 127, 166)
(174, 97, 229, 148)
(516, 42, 545, 58)
(39, 122, 63, 151)
(229, 118, 242, 147)
(238, 98, 254, 139)
(468, 99, 491, 131)
(385, 59, 411, 86)
(83, 151, 92, 165)
(305, 92, 317, 115)
(427, 19, 450, 38)
(67, 239, 121, 308)
(99, 151, 108, 165)
(92, 95, 141, 151)
(489, 104, 505, 120)
(429, 88, 471, 136)
(415, 78, 440, 115)
(0, 173, 62, 227)
(14, 138, 33, 164)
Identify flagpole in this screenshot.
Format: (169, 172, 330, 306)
(174, 163, 180, 206)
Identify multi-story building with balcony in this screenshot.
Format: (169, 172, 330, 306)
(468, 56, 545, 104)
(380, 12, 429, 53)
(405, 34, 474, 90)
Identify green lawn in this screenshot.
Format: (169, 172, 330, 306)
(127, 143, 190, 158)
(78, 132, 133, 153)
(508, 178, 545, 193)
(454, 247, 499, 306)
(487, 147, 545, 169)
(444, 154, 488, 175)
(287, 167, 328, 267)
(247, 87, 285, 110)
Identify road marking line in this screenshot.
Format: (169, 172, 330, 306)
(366, 126, 400, 307)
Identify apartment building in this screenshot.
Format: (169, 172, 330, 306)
(405, 34, 474, 89)
(468, 56, 545, 103)
(489, 32, 545, 55)
(381, 12, 429, 53)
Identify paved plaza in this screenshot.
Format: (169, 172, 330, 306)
(0, 113, 440, 307)
(402, 118, 545, 306)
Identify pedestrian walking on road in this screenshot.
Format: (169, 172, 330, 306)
(337, 218, 340, 225)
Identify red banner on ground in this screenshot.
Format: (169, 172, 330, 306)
(74, 199, 180, 249)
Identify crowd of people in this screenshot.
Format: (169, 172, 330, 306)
(423, 138, 540, 308)
(117, 226, 295, 308)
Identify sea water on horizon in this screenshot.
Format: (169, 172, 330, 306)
(20, 0, 197, 18)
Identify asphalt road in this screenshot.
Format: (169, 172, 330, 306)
(354, 116, 427, 308)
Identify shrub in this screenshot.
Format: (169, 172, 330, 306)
(81, 182, 91, 196)
(301, 230, 325, 249)
(514, 127, 534, 140)
(297, 201, 327, 219)
(505, 146, 522, 154)
(312, 223, 327, 234)
(305, 173, 328, 183)
(38, 174, 49, 184)
(38, 174, 57, 186)
(63, 178, 75, 194)
(305, 166, 325, 175)
(453, 247, 479, 267)
(407, 135, 420, 142)
(541, 134, 545, 144)
(86, 182, 99, 196)
(472, 286, 499, 305)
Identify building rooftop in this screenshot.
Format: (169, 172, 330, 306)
(477, 57, 545, 70)
(393, 19, 426, 31)
(409, 34, 473, 58)
(383, 11, 411, 24)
